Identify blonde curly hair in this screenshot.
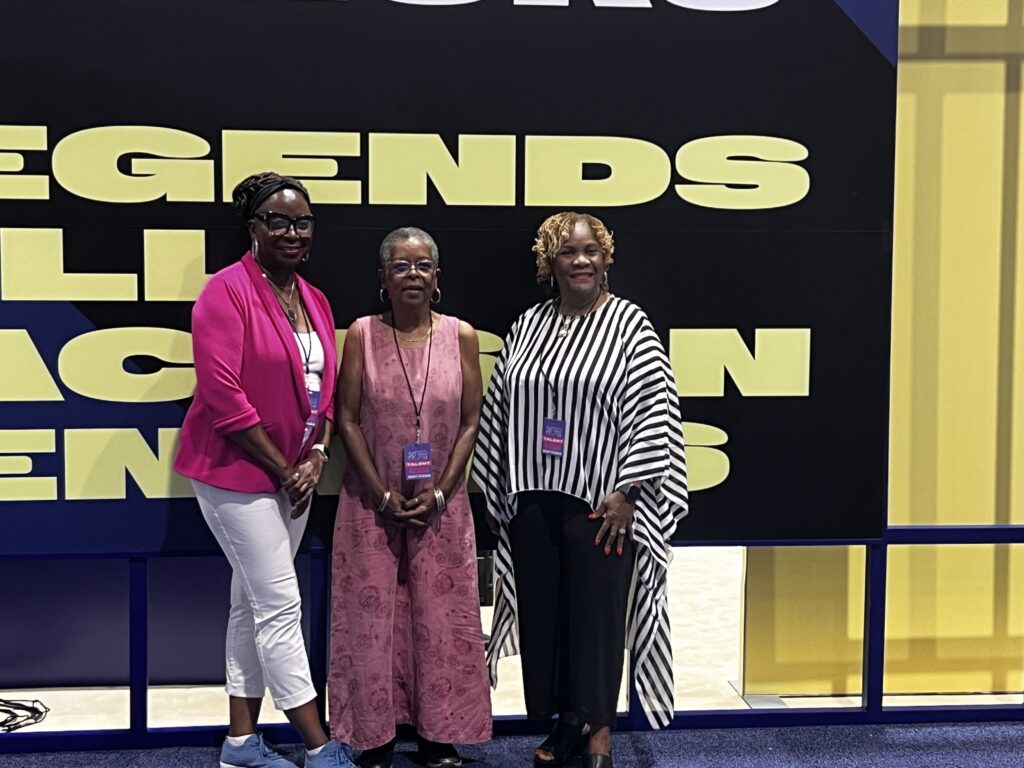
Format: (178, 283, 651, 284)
(533, 211, 615, 286)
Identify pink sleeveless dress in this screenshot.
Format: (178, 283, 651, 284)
(328, 314, 492, 749)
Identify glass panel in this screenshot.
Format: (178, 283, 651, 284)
(900, 0, 1009, 26)
(0, 558, 129, 731)
(739, 546, 865, 709)
(147, 555, 307, 728)
(890, 59, 1012, 525)
(671, 547, 746, 710)
(884, 544, 1024, 706)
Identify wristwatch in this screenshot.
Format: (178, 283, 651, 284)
(311, 443, 330, 462)
(618, 483, 641, 503)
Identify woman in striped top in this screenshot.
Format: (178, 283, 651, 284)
(472, 212, 688, 768)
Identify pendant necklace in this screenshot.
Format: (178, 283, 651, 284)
(264, 274, 297, 322)
(557, 291, 603, 338)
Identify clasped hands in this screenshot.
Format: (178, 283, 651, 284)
(279, 452, 326, 519)
(377, 488, 441, 528)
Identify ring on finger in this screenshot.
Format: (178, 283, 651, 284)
(618, 527, 627, 535)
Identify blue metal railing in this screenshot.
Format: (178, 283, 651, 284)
(4, 526, 1024, 753)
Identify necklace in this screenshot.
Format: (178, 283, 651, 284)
(384, 314, 434, 344)
(263, 273, 297, 322)
(556, 292, 604, 338)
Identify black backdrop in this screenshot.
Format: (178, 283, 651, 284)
(1, 1, 895, 550)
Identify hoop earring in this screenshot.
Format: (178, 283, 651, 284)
(379, 288, 386, 303)
(549, 275, 554, 289)
(431, 287, 442, 305)
(601, 272, 609, 290)
(252, 240, 259, 260)
(301, 251, 311, 263)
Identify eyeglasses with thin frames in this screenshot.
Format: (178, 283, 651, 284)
(388, 260, 436, 276)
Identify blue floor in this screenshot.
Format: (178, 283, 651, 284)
(3, 723, 1024, 768)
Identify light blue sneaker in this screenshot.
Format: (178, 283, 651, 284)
(220, 733, 299, 768)
(305, 739, 357, 768)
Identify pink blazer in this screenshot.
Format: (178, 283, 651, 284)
(174, 251, 338, 493)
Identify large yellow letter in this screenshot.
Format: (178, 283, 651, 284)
(684, 421, 730, 491)
(64, 428, 192, 499)
(143, 230, 212, 301)
(0, 330, 63, 401)
(52, 126, 213, 203)
(222, 131, 361, 204)
(674, 135, 810, 210)
(0, 429, 57, 501)
(525, 136, 671, 206)
(0, 125, 48, 200)
(0, 228, 137, 301)
(58, 328, 195, 403)
(369, 134, 515, 206)
(671, 328, 811, 396)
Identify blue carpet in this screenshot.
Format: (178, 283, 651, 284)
(3, 724, 1024, 767)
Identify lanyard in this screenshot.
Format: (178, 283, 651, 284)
(391, 314, 434, 443)
(291, 298, 313, 374)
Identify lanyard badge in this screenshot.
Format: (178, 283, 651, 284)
(542, 417, 566, 457)
(403, 442, 434, 480)
(392, 314, 435, 482)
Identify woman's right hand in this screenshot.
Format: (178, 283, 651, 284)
(376, 490, 429, 528)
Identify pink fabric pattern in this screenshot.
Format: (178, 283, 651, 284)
(329, 314, 492, 749)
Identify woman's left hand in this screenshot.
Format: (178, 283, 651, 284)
(289, 453, 325, 518)
(393, 489, 440, 526)
(591, 491, 635, 556)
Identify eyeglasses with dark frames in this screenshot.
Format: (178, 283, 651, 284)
(253, 211, 315, 235)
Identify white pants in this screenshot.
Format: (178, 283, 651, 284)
(192, 479, 316, 710)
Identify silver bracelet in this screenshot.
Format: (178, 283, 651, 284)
(375, 490, 391, 513)
(433, 487, 446, 514)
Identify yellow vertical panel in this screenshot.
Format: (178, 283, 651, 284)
(1013, 63, 1024, 524)
(890, 62, 1005, 524)
(742, 547, 864, 696)
(885, 545, 1024, 693)
(889, 78, 921, 525)
(900, 0, 1008, 26)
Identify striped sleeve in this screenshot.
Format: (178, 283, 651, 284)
(621, 307, 689, 728)
(472, 317, 516, 523)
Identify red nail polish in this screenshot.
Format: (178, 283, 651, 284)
(604, 547, 610, 555)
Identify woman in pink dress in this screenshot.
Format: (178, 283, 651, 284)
(329, 227, 492, 768)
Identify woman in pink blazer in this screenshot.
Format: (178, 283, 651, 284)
(175, 172, 355, 768)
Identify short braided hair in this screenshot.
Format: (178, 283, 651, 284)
(533, 212, 615, 285)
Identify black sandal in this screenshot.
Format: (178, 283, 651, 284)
(357, 737, 396, 768)
(534, 720, 588, 767)
(416, 735, 463, 768)
(583, 754, 613, 768)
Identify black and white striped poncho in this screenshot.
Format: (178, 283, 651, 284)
(472, 295, 689, 728)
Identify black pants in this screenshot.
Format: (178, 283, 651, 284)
(509, 491, 636, 727)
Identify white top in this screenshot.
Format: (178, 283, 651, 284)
(293, 331, 325, 392)
(295, 331, 325, 446)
